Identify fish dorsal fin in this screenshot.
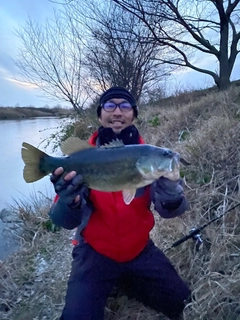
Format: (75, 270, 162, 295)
(122, 189, 136, 205)
(60, 137, 92, 155)
(100, 139, 124, 149)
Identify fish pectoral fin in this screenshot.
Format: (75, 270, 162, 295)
(60, 137, 93, 155)
(122, 189, 136, 205)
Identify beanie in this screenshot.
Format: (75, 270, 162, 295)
(97, 86, 138, 118)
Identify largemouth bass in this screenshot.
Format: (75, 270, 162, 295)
(21, 137, 186, 204)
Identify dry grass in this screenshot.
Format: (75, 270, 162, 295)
(0, 84, 240, 320)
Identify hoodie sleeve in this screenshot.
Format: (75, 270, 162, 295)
(150, 177, 189, 219)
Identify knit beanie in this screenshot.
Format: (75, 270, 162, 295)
(97, 86, 138, 118)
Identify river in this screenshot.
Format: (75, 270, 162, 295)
(0, 117, 65, 260)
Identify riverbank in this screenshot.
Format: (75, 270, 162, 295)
(0, 106, 74, 120)
(0, 85, 239, 319)
(0, 219, 74, 320)
(0, 202, 162, 320)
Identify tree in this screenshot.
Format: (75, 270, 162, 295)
(15, 0, 173, 110)
(112, 0, 240, 90)
(65, 0, 172, 102)
(15, 12, 90, 113)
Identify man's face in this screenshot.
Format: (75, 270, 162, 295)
(99, 98, 135, 134)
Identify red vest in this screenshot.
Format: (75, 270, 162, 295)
(82, 132, 155, 262)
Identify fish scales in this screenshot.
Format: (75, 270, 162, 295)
(21, 137, 185, 204)
(42, 145, 147, 191)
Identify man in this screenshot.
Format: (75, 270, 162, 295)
(49, 87, 191, 320)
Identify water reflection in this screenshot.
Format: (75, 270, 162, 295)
(0, 117, 64, 260)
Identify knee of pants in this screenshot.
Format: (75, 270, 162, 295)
(61, 304, 105, 320)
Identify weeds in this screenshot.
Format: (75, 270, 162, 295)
(0, 84, 240, 320)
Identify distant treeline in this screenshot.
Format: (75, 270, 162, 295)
(0, 106, 74, 120)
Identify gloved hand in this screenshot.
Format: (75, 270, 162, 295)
(50, 168, 89, 207)
(153, 176, 184, 205)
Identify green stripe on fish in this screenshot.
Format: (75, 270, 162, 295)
(21, 137, 186, 204)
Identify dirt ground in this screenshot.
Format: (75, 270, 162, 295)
(0, 227, 169, 320)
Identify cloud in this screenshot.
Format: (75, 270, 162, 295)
(5, 77, 38, 89)
(0, 65, 35, 90)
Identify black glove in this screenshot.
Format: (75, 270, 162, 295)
(50, 172, 89, 207)
(153, 177, 184, 210)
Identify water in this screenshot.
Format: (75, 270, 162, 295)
(0, 117, 64, 260)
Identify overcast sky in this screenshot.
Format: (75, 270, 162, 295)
(0, 0, 59, 107)
(0, 0, 239, 108)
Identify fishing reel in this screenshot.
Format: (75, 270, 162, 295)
(189, 228, 203, 251)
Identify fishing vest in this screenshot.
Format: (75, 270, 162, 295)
(81, 132, 155, 262)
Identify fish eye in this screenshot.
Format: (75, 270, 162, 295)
(163, 149, 171, 156)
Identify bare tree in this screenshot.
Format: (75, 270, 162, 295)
(112, 0, 240, 90)
(65, 0, 172, 101)
(15, 12, 90, 112)
(14, 0, 174, 110)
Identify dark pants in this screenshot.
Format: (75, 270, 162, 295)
(60, 240, 190, 320)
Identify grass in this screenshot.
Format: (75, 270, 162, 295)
(0, 84, 240, 320)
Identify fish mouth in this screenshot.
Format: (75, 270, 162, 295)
(165, 153, 189, 181)
(162, 158, 180, 181)
(173, 153, 191, 166)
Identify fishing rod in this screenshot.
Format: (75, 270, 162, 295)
(164, 201, 240, 253)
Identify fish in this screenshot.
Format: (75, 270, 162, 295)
(21, 137, 187, 204)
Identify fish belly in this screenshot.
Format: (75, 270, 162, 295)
(81, 163, 144, 191)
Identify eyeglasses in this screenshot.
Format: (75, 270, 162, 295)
(101, 101, 133, 112)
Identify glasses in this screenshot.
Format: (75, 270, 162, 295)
(102, 101, 133, 112)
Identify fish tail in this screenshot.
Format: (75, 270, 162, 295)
(21, 142, 49, 183)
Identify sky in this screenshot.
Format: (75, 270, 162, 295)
(0, 0, 60, 107)
(0, 0, 239, 108)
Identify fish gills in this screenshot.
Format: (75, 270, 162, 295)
(22, 142, 48, 183)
